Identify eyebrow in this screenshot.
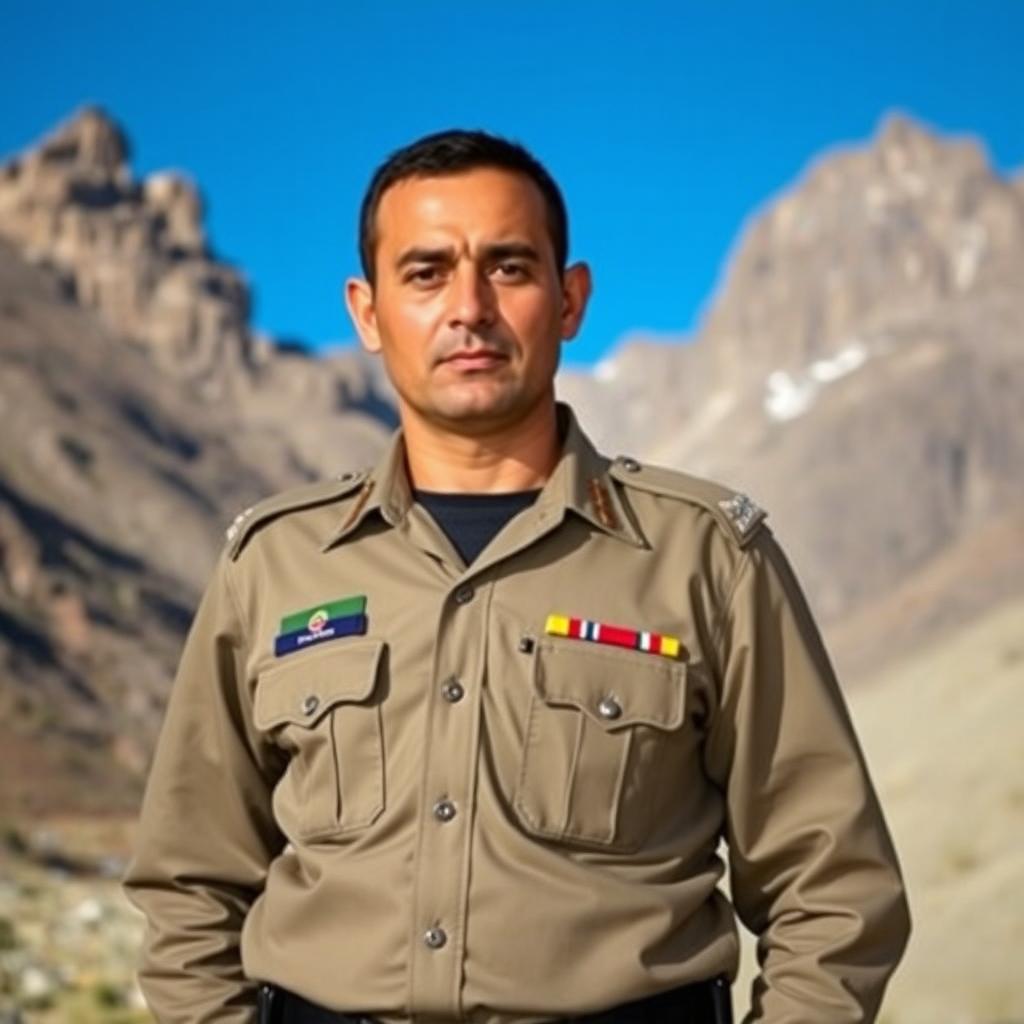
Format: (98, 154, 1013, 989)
(480, 242, 541, 264)
(394, 241, 542, 271)
(395, 246, 454, 271)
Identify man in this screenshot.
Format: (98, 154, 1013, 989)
(123, 130, 910, 1024)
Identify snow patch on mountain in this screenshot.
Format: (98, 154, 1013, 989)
(764, 342, 868, 421)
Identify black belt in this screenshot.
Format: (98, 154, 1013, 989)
(258, 977, 732, 1024)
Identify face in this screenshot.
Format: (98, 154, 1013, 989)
(346, 167, 591, 434)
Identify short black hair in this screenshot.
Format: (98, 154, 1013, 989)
(358, 129, 568, 285)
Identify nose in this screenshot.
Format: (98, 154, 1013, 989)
(447, 263, 495, 332)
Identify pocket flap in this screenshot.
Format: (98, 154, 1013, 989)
(534, 636, 686, 730)
(254, 639, 385, 729)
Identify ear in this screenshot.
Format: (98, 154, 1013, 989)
(345, 277, 382, 353)
(559, 262, 592, 341)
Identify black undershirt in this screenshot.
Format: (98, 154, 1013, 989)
(414, 489, 542, 566)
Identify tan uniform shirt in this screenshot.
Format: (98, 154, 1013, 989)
(123, 404, 910, 1024)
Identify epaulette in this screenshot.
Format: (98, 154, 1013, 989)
(225, 469, 369, 560)
(608, 455, 767, 548)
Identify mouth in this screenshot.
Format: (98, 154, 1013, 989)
(440, 350, 509, 371)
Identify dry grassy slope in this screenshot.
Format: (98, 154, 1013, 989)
(826, 508, 1024, 682)
(731, 596, 1024, 1024)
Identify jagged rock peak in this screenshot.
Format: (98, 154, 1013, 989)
(34, 105, 131, 179)
(0, 107, 247, 385)
(0, 106, 209, 261)
(875, 111, 949, 157)
(698, 109, 1024, 386)
(871, 110, 990, 176)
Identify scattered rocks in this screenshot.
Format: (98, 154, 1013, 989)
(0, 850, 149, 1021)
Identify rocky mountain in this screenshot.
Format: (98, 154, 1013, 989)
(561, 114, 1024, 671)
(0, 107, 395, 486)
(1, 107, 1022, 822)
(0, 109, 394, 818)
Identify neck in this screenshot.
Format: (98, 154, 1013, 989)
(401, 399, 560, 493)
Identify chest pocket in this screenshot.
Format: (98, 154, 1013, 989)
(254, 639, 385, 843)
(514, 636, 687, 851)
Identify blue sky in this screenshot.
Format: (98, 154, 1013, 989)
(2, 2, 1023, 367)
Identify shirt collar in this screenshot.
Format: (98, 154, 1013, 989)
(321, 402, 645, 551)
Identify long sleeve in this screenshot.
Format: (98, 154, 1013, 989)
(122, 551, 285, 1023)
(703, 531, 911, 1023)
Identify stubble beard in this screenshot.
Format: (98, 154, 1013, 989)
(421, 368, 539, 435)
(387, 322, 562, 438)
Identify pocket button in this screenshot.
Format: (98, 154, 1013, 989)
(301, 694, 320, 716)
(597, 696, 622, 721)
(441, 679, 465, 703)
(433, 799, 457, 822)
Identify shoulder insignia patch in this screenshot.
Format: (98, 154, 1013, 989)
(225, 469, 369, 560)
(609, 455, 767, 547)
(716, 492, 766, 543)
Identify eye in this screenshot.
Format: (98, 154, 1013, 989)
(492, 261, 530, 282)
(405, 266, 442, 286)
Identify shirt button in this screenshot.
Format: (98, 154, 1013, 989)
(423, 927, 447, 949)
(453, 584, 475, 605)
(302, 695, 320, 716)
(618, 455, 641, 473)
(598, 696, 622, 720)
(441, 679, 465, 703)
(433, 799, 457, 822)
